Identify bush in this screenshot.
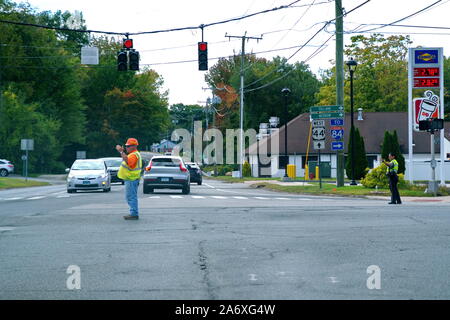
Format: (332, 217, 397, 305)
(361, 164, 409, 189)
(243, 161, 251, 177)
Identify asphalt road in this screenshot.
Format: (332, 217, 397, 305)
(0, 178, 449, 299)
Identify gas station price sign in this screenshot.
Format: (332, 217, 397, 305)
(413, 77, 440, 88)
(413, 67, 440, 77)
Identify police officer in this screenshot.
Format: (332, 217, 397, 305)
(382, 153, 402, 205)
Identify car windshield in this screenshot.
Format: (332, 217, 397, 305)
(151, 158, 181, 167)
(71, 161, 104, 170)
(104, 159, 122, 167)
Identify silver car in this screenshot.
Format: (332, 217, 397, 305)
(143, 156, 190, 194)
(66, 159, 111, 193)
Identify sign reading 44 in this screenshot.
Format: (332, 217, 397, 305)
(312, 127, 325, 141)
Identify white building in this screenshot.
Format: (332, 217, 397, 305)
(247, 111, 450, 181)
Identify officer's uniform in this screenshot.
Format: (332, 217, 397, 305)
(387, 159, 401, 204)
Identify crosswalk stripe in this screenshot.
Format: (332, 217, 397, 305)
(233, 196, 248, 199)
(191, 196, 205, 199)
(57, 195, 70, 198)
(211, 196, 227, 199)
(4, 197, 23, 201)
(254, 197, 270, 200)
(148, 196, 161, 199)
(170, 195, 184, 199)
(275, 197, 290, 200)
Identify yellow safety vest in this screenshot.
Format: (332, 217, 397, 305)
(386, 159, 399, 174)
(118, 151, 142, 181)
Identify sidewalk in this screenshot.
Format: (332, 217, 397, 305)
(9, 174, 66, 185)
(241, 179, 450, 203)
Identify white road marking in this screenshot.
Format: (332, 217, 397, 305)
(148, 196, 161, 198)
(170, 195, 184, 199)
(254, 197, 270, 200)
(329, 277, 340, 283)
(249, 274, 258, 281)
(233, 196, 248, 200)
(204, 183, 216, 189)
(275, 198, 290, 200)
(191, 196, 206, 199)
(57, 195, 70, 198)
(211, 196, 227, 199)
(26, 196, 46, 200)
(4, 197, 23, 201)
(0, 227, 16, 232)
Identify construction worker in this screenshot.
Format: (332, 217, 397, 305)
(382, 153, 402, 205)
(116, 138, 142, 220)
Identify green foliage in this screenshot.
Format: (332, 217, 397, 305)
(381, 130, 405, 174)
(345, 127, 368, 180)
(361, 164, 408, 189)
(316, 34, 411, 112)
(0, 3, 171, 172)
(206, 56, 320, 131)
(243, 161, 251, 177)
(0, 89, 61, 173)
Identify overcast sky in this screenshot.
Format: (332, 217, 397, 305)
(22, 0, 450, 106)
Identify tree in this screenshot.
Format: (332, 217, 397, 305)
(380, 130, 405, 174)
(316, 34, 411, 112)
(205, 55, 320, 131)
(346, 127, 368, 180)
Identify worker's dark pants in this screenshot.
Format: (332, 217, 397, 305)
(389, 173, 401, 204)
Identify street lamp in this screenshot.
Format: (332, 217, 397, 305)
(281, 88, 291, 179)
(346, 57, 358, 186)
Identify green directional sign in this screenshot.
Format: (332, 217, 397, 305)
(310, 112, 344, 119)
(310, 105, 343, 113)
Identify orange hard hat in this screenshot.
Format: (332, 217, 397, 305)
(125, 138, 139, 146)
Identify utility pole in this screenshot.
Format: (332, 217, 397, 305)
(225, 32, 262, 178)
(335, 0, 345, 187)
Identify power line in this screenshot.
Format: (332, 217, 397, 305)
(354, 0, 444, 33)
(242, 0, 371, 90)
(0, 0, 303, 37)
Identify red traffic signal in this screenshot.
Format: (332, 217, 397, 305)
(198, 42, 208, 71)
(123, 39, 133, 49)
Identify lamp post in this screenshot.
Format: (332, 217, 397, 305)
(346, 57, 358, 186)
(281, 88, 291, 179)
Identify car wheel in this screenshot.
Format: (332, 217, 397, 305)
(121, 181, 125, 185)
(182, 184, 190, 195)
(197, 180, 202, 185)
(67, 189, 76, 193)
(143, 185, 152, 194)
(104, 187, 111, 192)
(0, 169, 8, 177)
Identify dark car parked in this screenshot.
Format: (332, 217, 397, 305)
(185, 162, 202, 185)
(99, 157, 124, 184)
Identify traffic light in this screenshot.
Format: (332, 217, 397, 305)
(198, 42, 208, 71)
(129, 49, 139, 71)
(123, 38, 133, 50)
(419, 118, 444, 131)
(117, 50, 128, 71)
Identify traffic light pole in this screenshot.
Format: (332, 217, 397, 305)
(225, 33, 262, 178)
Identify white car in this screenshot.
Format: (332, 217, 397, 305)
(66, 159, 111, 193)
(0, 159, 14, 177)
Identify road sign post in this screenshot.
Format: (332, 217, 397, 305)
(310, 106, 344, 185)
(21, 139, 34, 182)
